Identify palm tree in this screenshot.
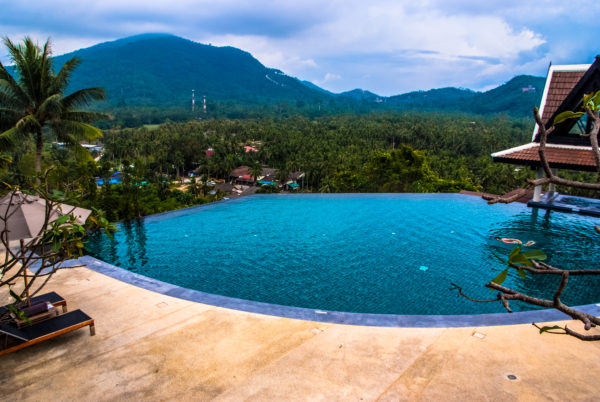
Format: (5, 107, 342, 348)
(0, 37, 106, 179)
(249, 161, 262, 184)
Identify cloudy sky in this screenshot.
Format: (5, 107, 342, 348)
(1, 0, 598, 95)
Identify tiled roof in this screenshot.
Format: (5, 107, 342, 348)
(540, 70, 587, 125)
(493, 59, 600, 173)
(229, 166, 250, 177)
(492, 143, 597, 172)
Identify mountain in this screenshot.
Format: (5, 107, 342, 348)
(471, 75, 545, 115)
(338, 89, 384, 103)
(39, 34, 544, 117)
(301, 80, 335, 96)
(387, 75, 545, 116)
(53, 33, 330, 108)
(388, 87, 475, 109)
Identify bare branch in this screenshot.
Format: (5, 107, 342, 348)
(564, 326, 600, 341)
(449, 283, 501, 303)
(460, 96, 600, 341)
(500, 295, 512, 313)
(584, 106, 600, 179)
(534, 107, 555, 179)
(553, 271, 569, 304)
(487, 187, 530, 205)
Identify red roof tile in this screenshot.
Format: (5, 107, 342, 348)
(493, 144, 597, 171)
(229, 166, 250, 177)
(541, 70, 586, 124)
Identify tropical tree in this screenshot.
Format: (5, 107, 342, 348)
(0, 183, 116, 325)
(0, 37, 106, 180)
(249, 161, 262, 183)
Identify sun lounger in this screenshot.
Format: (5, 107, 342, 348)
(0, 309, 95, 356)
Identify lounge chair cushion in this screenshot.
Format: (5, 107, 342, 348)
(20, 301, 50, 317)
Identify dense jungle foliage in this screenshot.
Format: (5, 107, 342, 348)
(3, 111, 562, 221)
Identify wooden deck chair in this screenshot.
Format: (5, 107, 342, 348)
(0, 309, 95, 356)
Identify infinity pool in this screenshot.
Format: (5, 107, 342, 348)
(86, 194, 600, 315)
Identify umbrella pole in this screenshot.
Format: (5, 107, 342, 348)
(20, 239, 30, 307)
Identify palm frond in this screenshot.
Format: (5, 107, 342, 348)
(68, 141, 94, 163)
(0, 108, 22, 129)
(0, 65, 29, 109)
(38, 93, 63, 120)
(51, 120, 103, 142)
(16, 38, 42, 104)
(52, 57, 80, 94)
(15, 114, 42, 133)
(40, 39, 54, 98)
(0, 154, 12, 168)
(62, 87, 106, 110)
(0, 127, 18, 151)
(3, 37, 26, 67)
(0, 106, 22, 115)
(0, 89, 26, 112)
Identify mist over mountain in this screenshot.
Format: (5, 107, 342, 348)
(47, 34, 544, 117)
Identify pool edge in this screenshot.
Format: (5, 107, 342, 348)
(77, 255, 600, 328)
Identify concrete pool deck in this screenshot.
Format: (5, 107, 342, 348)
(2, 266, 600, 401)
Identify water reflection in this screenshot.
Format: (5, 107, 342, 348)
(121, 219, 148, 270)
(88, 219, 148, 273)
(486, 208, 600, 308)
(84, 195, 600, 314)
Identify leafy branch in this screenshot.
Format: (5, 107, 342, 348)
(456, 91, 600, 340)
(0, 182, 116, 324)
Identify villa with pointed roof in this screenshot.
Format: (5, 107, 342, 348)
(491, 56, 600, 201)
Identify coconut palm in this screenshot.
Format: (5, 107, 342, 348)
(249, 161, 262, 183)
(0, 37, 106, 178)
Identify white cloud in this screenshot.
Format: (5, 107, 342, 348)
(194, 2, 548, 93)
(318, 73, 342, 85)
(1, 0, 597, 94)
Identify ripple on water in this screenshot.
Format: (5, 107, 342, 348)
(86, 194, 600, 315)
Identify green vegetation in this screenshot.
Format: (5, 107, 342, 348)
(4, 37, 599, 342)
(35, 34, 544, 126)
(0, 37, 106, 176)
(0, 36, 557, 223)
(98, 112, 534, 195)
(2, 107, 544, 222)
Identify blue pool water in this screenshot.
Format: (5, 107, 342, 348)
(85, 194, 600, 315)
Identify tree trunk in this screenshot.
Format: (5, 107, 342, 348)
(35, 128, 43, 185)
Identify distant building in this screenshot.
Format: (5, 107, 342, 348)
(53, 142, 103, 153)
(521, 85, 536, 93)
(229, 166, 255, 184)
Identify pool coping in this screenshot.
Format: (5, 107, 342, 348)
(78, 255, 600, 328)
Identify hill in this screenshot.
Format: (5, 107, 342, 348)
(387, 75, 545, 117)
(53, 33, 330, 108)
(338, 89, 385, 103)
(31, 34, 544, 118)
